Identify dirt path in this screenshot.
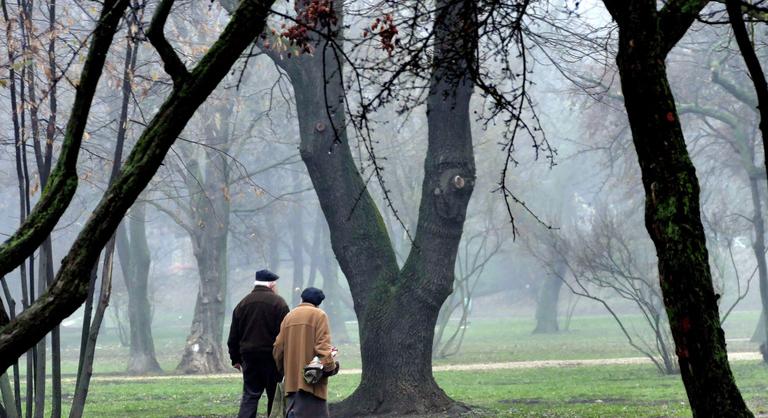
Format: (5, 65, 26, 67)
(80, 351, 763, 382)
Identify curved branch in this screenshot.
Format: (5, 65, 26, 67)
(146, 0, 189, 87)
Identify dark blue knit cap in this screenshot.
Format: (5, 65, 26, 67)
(301, 287, 325, 306)
(255, 269, 279, 282)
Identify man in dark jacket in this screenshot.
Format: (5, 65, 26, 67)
(228, 269, 290, 418)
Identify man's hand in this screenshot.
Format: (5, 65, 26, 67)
(233, 363, 241, 371)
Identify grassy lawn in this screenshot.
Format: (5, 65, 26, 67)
(48, 361, 768, 417)
(10, 311, 763, 416)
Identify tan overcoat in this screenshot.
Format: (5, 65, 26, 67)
(273, 303, 336, 400)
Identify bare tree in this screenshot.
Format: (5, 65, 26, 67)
(556, 205, 678, 374)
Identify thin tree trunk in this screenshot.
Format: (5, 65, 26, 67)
(33, 245, 47, 418)
(111, 15, 161, 375)
(316, 219, 349, 343)
(305, 210, 323, 289)
(17, 40, 34, 399)
(69, 239, 116, 418)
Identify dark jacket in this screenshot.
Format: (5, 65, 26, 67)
(227, 286, 289, 365)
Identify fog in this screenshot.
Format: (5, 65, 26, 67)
(0, 0, 763, 416)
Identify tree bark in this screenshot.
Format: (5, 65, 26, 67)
(604, 1, 752, 415)
(0, 0, 277, 374)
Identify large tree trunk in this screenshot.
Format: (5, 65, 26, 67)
(604, 1, 751, 415)
(533, 265, 564, 334)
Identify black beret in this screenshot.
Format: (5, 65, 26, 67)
(301, 287, 325, 306)
(255, 269, 279, 282)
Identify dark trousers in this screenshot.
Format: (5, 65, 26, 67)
(286, 390, 329, 418)
(237, 352, 281, 418)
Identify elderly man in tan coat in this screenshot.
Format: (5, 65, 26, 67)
(273, 287, 339, 418)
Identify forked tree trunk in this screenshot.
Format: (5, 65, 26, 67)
(268, 0, 477, 413)
(604, 1, 751, 415)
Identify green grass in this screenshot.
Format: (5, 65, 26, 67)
(38, 361, 768, 417)
(9, 311, 764, 417)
